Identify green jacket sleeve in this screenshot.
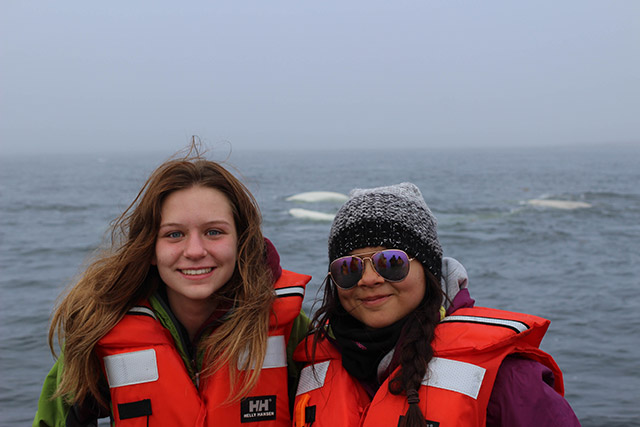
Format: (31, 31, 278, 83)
(33, 353, 110, 427)
(287, 309, 310, 374)
(33, 356, 71, 427)
(286, 309, 311, 414)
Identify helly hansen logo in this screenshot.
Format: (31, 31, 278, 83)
(240, 395, 276, 423)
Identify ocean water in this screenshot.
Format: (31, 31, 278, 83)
(1, 145, 639, 426)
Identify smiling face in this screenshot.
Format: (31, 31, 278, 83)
(152, 185, 238, 311)
(336, 246, 426, 329)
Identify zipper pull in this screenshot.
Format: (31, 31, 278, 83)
(191, 357, 200, 389)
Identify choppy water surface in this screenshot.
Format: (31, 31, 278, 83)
(1, 145, 639, 426)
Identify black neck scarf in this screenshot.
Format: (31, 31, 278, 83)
(330, 309, 408, 384)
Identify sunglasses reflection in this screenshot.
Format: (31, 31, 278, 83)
(332, 250, 410, 288)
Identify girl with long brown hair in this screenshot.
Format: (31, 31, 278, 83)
(34, 145, 310, 426)
(293, 183, 580, 427)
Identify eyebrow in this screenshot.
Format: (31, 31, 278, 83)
(158, 220, 233, 229)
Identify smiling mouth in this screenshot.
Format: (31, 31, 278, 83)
(180, 268, 213, 276)
(360, 295, 390, 303)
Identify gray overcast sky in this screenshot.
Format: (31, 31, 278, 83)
(1, 1, 639, 155)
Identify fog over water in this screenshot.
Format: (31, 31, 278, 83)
(2, 1, 639, 155)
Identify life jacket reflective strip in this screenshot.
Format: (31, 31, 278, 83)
(293, 307, 564, 427)
(96, 269, 310, 427)
(125, 306, 157, 320)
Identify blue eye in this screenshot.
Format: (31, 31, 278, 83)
(167, 231, 183, 239)
(206, 229, 222, 236)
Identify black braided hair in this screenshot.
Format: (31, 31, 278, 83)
(389, 269, 443, 427)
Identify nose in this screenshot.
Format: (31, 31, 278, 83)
(183, 234, 207, 259)
(357, 258, 384, 287)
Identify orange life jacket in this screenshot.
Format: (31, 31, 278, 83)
(293, 307, 564, 427)
(96, 269, 310, 426)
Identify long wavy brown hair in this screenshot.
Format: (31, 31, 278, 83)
(309, 266, 443, 427)
(50, 143, 274, 406)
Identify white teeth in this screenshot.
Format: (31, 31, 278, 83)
(181, 268, 213, 275)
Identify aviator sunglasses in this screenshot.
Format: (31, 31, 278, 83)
(329, 249, 415, 289)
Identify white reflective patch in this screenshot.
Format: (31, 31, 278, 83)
(441, 315, 528, 333)
(263, 335, 287, 369)
(296, 361, 330, 396)
(238, 335, 287, 370)
(104, 349, 159, 388)
(127, 306, 157, 320)
(274, 286, 305, 297)
(422, 357, 486, 400)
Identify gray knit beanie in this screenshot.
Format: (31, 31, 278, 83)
(328, 182, 443, 279)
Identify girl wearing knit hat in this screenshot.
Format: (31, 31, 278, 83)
(293, 183, 580, 427)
